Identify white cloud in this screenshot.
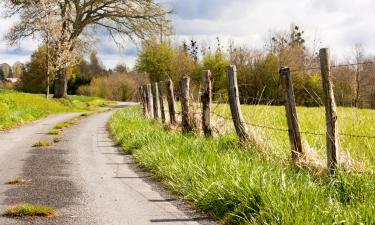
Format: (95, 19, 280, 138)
(1, 0, 375, 68)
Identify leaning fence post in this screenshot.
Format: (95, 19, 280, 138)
(226, 65, 249, 143)
(319, 48, 340, 175)
(151, 82, 161, 120)
(166, 79, 177, 124)
(280, 67, 303, 162)
(146, 84, 154, 119)
(158, 81, 166, 124)
(180, 76, 193, 133)
(201, 70, 213, 136)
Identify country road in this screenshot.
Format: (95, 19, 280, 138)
(0, 104, 216, 225)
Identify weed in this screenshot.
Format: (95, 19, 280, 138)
(5, 178, 32, 185)
(32, 141, 51, 147)
(48, 130, 60, 135)
(53, 123, 68, 130)
(3, 204, 58, 217)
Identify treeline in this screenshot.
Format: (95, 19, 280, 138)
(10, 46, 147, 101)
(137, 26, 375, 108)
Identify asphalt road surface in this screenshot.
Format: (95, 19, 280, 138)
(0, 104, 216, 225)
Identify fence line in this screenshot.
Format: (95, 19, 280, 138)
(139, 48, 375, 175)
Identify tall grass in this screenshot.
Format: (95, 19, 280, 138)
(212, 104, 375, 171)
(0, 89, 111, 130)
(109, 107, 375, 225)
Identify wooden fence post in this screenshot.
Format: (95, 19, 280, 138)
(146, 84, 154, 119)
(166, 79, 177, 124)
(226, 65, 249, 143)
(180, 76, 193, 133)
(139, 86, 147, 116)
(280, 67, 303, 162)
(319, 48, 340, 175)
(142, 85, 149, 117)
(151, 82, 161, 120)
(158, 81, 166, 123)
(201, 70, 212, 136)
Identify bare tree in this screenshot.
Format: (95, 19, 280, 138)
(4, 0, 172, 98)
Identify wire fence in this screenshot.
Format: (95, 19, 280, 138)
(140, 49, 375, 174)
(290, 61, 375, 73)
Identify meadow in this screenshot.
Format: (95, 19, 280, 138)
(110, 106, 375, 225)
(0, 89, 111, 130)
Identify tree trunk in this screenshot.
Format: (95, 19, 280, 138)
(53, 68, 68, 98)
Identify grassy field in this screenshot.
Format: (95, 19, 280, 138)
(211, 104, 375, 172)
(109, 106, 375, 225)
(0, 89, 112, 130)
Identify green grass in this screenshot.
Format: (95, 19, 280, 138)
(211, 104, 375, 172)
(32, 141, 52, 147)
(3, 203, 58, 217)
(109, 106, 375, 225)
(0, 89, 113, 130)
(53, 123, 68, 130)
(47, 129, 60, 135)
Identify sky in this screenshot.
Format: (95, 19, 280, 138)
(1, 0, 375, 69)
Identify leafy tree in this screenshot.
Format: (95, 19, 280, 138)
(12, 62, 24, 79)
(20, 47, 48, 93)
(202, 50, 229, 95)
(0, 63, 13, 79)
(136, 41, 175, 82)
(4, 0, 172, 98)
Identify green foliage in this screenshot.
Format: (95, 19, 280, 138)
(202, 50, 229, 94)
(18, 46, 48, 93)
(136, 41, 176, 82)
(110, 107, 375, 225)
(77, 72, 145, 101)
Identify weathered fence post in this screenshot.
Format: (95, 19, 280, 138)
(142, 85, 149, 117)
(158, 81, 166, 124)
(180, 76, 193, 132)
(151, 82, 161, 120)
(280, 67, 303, 162)
(319, 48, 340, 175)
(201, 70, 212, 136)
(166, 79, 177, 124)
(226, 65, 249, 143)
(146, 84, 154, 119)
(139, 86, 147, 116)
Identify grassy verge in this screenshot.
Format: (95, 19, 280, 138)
(109, 107, 375, 225)
(0, 89, 113, 130)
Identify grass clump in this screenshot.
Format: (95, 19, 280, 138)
(5, 178, 32, 185)
(53, 138, 61, 143)
(109, 107, 375, 225)
(32, 141, 51, 147)
(48, 129, 60, 135)
(53, 123, 69, 130)
(3, 203, 58, 217)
